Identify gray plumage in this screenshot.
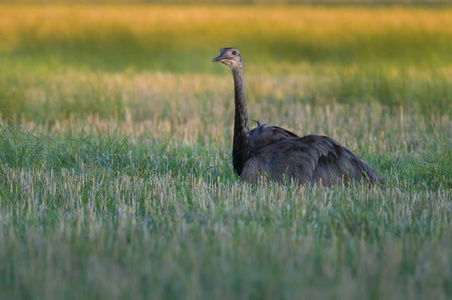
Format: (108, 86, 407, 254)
(213, 47, 384, 186)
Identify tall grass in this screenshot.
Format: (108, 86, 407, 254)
(0, 5, 451, 299)
(1, 101, 451, 298)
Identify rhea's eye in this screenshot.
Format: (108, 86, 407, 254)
(232, 51, 237, 55)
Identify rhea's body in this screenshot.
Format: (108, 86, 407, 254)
(213, 47, 384, 186)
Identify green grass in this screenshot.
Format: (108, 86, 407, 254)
(1, 6, 452, 117)
(0, 5, 452, 299)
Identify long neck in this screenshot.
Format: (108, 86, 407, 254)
(231, 66, 250, 176)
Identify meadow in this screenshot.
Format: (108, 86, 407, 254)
(0, 5, 451, 299)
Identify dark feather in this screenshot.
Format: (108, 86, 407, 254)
(244, 126, 382, 185)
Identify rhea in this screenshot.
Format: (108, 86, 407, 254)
(213, 47, 384, 186)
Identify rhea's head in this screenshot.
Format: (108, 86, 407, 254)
(212, 47, 243, 71)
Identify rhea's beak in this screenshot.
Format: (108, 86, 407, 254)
(213, 48, 230, 63)
(212, 53, 226, 63)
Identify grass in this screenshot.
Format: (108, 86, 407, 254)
(1, 6, 452, 117)
(0, 4, 451, 299)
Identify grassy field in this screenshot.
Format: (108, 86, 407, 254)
(0, 5, 451, 299)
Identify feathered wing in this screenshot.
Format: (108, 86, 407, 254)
(249, 123, 298, 152)
(246, 124, 383, 185)
(295, 135, 382, 185)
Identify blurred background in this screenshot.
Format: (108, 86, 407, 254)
(2, 0, 451, 4)
(0, 1, 451, 122)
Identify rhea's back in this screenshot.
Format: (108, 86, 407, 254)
(242, 123, 381, 185)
